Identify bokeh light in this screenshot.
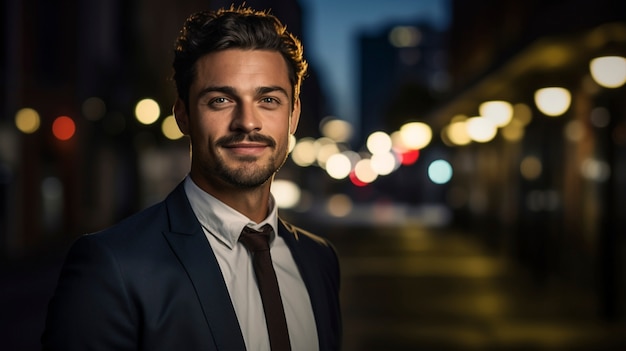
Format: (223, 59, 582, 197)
(52, 116, 76, 141)
(82, 97, 107, 121)
(534, 87, 571, 117)
(135, 98, 161, 125)
(398, 149, 420, 165)
(320, 117, 353, 143)
(399, 122, 432, 150)
(370, 152, 397, 176)
(270, 179, 301, 209)
(590, 107, 610, 128)
(513, 103, 533, 126)
(389, 26, 421, 47)
(315, 138, 341, 169)
(564, 120, 585, 142)
(520, 156, 542, 180)
(326, 153, 352, 179)
(428, 159, 453, 184)
(326, 193, 353, 217)
(580, 158, 610, 182)
(353, 159, 378, 184)
(366, 131, 392, 155)
(589, 56, 626, 88)
(15, 108, 41, 134)
(161, 115, 184, 140)
(479, 100, 513, 127)
(291, 137, 317, 166)
(466, 117, 497, 143)
(501, 119, 525, 142)
(447, 120, 472, 146)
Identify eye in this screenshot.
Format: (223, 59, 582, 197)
(261, 97, 281, 105)
(210, 97, 229, 105)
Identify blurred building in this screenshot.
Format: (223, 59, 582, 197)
(358, 21, 449, 145)
(432, 0, 626, 321)
(0, 0, 326, 260)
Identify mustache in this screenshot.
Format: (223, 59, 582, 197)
(215, 133, 276, 148)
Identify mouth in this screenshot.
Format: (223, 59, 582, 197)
(217, 134, 276, 157)
(221, 141, 273, 158)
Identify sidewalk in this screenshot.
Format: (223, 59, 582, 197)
(326, 224, 626, 351)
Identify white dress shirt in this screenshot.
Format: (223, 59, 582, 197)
(184, 176, 319, 351)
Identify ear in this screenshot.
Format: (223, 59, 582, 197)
(289, 98, 301, 136)
(173, 98, 190, 135)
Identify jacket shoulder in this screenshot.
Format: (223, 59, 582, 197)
(279, 219, 331, 247)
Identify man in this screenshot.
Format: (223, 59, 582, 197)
(42, 6, 341, 351)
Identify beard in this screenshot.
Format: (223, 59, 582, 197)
(200, 133, 288, 189)
(213, 153, 282, 188)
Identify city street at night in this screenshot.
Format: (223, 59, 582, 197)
(327, 222, 626, 350)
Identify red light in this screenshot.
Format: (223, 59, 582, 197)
(349, 170, 368, 187)
(400, 149, 420, 165)
(52, 116, 76, 141)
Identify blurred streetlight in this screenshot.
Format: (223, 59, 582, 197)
(589, 56, 626, 88)
(479, 100, 513, 127)
(399, 122, 432, 150)
(534, 87, 571, 116)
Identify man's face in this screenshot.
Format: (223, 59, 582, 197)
(175, 49, 300, 191)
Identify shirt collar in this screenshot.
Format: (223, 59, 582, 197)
(183, 176, 278, 249)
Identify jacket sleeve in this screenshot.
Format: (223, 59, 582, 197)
(42, 234, 137, 350)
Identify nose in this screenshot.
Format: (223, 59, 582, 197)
(230, 102, 261, 133)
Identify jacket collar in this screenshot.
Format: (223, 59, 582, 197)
(162, 182, 246, 350)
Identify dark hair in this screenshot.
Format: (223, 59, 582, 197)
(173, 6, 308, 107)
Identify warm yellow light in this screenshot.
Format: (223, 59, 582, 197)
(315, 139, 340, 169)
(370, 152, 397, 176)
(399, 122, 432, 150)
(291, 137, 317, 167)
(388, 26, 421, 48)
(512, 103, 533, 126)
(15, 107, 41, 134)
(270, 179, 301, 209)
(326, 153, 352, 179)
(466, 117, 497, 143)
(161, 115, 184, 140)
(354, 159, 378, 184)
(590, 56, 626, 88)
(320, 117, 353, 142)
(326, 193, 353, 217)
(446, 120, 472, 146)
(520, 156, 542, 180)
(135, 98, 160, 125)
(501, 119, 525, 142)
(479, 100, 513, 127)
(534, 87, 571, 116)
(366, 131, 392, 155)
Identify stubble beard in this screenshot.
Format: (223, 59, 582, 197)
(207, 143, 289, 189)
(213, 153, 281, 189)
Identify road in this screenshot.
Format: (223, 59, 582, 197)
(327, 223, 626, 350)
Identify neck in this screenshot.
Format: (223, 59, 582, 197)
(190, 173, 272, 223)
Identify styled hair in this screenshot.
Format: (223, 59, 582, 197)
(173, 6, 308, 107)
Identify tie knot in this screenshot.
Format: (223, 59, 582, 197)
(239, 224, 273, 252)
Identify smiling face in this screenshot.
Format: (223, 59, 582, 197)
(175, 49, 300, 194)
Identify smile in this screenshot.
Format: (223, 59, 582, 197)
(222, 142, 269, 156)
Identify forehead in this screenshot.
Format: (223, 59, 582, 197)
(192, 49, 291, 94)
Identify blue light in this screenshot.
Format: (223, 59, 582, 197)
(428, 159, 453, 184)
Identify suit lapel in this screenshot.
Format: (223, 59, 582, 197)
(162, 183, 246, 350)
(277, 220, 333, 348)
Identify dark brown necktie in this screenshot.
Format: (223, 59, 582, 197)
(239, 225, 291, 351)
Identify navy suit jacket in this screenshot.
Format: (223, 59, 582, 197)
(42, 182, 342, 350)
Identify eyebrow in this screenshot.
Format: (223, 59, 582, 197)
(197, 85, 290, 100)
